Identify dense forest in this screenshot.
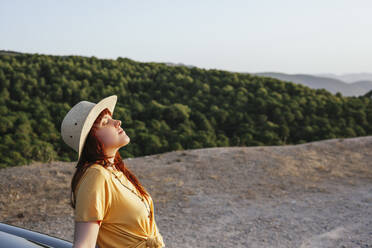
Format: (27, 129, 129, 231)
(0, 51, 371, 168)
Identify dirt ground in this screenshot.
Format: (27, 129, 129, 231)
(1, 135, 371, 248)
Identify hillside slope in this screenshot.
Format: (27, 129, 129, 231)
(1, 52, 372, 168)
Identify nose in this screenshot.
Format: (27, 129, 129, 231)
(115, 119, 121, 127)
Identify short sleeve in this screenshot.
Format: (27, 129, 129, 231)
(74, 168, 111, 222)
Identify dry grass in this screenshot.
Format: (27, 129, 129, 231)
(0, 135, 371, 244)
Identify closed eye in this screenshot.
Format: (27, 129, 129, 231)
(102, 115, 112, 126)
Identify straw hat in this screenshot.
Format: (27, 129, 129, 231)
(61, 95, 118, 161)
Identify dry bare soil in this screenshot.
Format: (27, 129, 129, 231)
(1, 136, 372, 248)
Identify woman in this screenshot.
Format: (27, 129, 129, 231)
(60, 95, 165, 248)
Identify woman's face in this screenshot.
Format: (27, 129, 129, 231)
(93, 113, 130, 152)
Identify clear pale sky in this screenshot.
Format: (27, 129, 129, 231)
(0, 0, 371, 74)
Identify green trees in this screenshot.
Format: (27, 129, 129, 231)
(164, 103, 191, 125)
(0, 52, 371, 168)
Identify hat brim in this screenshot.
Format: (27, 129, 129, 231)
(78, 95, 118, 161)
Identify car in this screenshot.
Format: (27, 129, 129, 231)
(0, 222, 73, 248)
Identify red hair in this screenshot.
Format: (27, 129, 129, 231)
(70, 108, 150, 209)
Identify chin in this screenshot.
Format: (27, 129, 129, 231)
(121, 137, 130, 147)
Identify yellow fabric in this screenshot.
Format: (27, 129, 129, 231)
(74, 163, 165, 248)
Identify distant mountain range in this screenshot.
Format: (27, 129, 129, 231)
(252, 72, 372, 97)
(315, 73, 372, 83)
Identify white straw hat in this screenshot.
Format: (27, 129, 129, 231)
(60, 95, 118, 161)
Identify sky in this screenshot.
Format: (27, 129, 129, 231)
(0, 0, 371, 75)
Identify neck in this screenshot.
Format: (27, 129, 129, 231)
(105, 148, 118, 164)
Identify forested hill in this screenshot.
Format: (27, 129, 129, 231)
(0, 51, 371, 168)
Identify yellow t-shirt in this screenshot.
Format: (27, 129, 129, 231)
(74, 163, 165, 248)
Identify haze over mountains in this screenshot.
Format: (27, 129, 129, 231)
(252, 72, 372, 97)
(315, 73, 372, 83)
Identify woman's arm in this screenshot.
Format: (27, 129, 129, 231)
(72, 221, 100, 248)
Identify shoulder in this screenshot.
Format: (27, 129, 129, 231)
(76, 164, 111, 188)
(86, 163, 111, 179)
(75, 163, 112, 193)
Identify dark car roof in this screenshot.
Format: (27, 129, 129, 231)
(0, 223, 72, 248)
(0, 230, 46, 247)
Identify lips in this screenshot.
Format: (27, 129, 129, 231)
(118, 128, 125, 134)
